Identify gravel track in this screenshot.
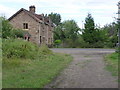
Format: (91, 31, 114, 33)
(45, 48, 118, 88)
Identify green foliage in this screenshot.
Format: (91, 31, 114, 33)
(3, 53, 72, 88)
(105, 53, 118, 76)
(2, 39, 38, 59)
(53, 25, 66, 41)
(38, 44, 52, 55)
(2, 39, 73, 88)
(82, 13, 97, 44)
(74, 35, 89, 48)
(48, 12, 61, 26)
(102, 22, 118, 48)
(115, 47, 120, 53)
(81, 13, 118, 48)
(0, 38, 1, 89)
(0, 18, 2, 38)
(62, 20, 80, 41)
(2, 38, 54, 61)
(54, 40, 62, 45)
(11, 29, 26, 38)
(52, 13, 118, 48)
(2, 17, 13, 38)
(53, 20, 80, 47)
(1, 17, 25, 39)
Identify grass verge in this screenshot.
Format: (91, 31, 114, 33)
(2, 39, 73, 88)
(104, 53, 118, 76)
(0, 59, 1, 89)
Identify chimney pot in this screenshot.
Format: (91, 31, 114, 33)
(29, 5, 35, 13)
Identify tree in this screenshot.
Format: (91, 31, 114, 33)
(62, 20, 80, 41)
(82, 13, 96, 44)
(102, 22, 118, 48)
(11, 29, 26, 38)
(53, 24, 66, 41)
(61, 20, 80, 47)
(53, 19, 80, 47)
(82, 13, 108, 48)
(1, 17, 26, 39)
(48, 12, 61, 26)
(2, 17, 13, 38)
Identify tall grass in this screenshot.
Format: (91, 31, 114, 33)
(0, 38, 2, 89)
(2, 39, 39, 59)
(105, 53, 118, 76)
(2, 39, 73, 88)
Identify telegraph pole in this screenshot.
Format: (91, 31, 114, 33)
(117, 1, 120, 52)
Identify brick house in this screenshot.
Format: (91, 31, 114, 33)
(8, 5, 54, 47)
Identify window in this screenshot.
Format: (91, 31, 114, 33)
(28, 37, 30, 41)
(40, 36, 42, 43)
(23, 23, 28, 29)
(24, 34, 30, 41)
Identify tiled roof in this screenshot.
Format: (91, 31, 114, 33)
(8, 8, 54, 27)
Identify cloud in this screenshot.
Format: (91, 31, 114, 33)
(0, 5, 16, 18)
(0, 0, 119, 27)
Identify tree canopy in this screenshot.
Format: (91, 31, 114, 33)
(82, 13, 96, 44)
(1, 17, 26, 39)
(48, 12, 61, 26)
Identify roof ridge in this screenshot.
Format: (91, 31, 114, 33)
(8, 7, 54, 26)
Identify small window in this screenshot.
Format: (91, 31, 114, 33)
(40, 36, 42, 43)
(23, 23, 28, 29)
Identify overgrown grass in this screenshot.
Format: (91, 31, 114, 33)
(0, 38, 2, 89)
(2, 39, 39, 59)
(2, 39, 73, 88)
(105, 53, 118, 76)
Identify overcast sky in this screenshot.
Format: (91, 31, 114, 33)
(0, 0, 119, 28)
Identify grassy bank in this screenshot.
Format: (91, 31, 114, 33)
(0, 38, 2, 89)
(2, 39, 73, 88)
(105, 53, 118, 76)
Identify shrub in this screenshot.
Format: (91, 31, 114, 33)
(11, 29, 26, 38)
(2, 39, 38, 59)
(38, 44, 52, 55)
(2, 18, 13, 38)
(90, 41, 104, 48)
(54, 40, 62, 47)
(2, 39, 53, 61)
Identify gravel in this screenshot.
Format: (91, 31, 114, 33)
(45, 48, 118, 88)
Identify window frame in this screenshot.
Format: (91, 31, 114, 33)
(23, 23, 28, 29)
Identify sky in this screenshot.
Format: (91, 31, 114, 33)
(0, 0, 119, 28)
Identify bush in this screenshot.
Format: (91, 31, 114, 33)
(54, 40, 62, 47)
(115, 47, 120, 53)
(1, 17, 27, 39)
(90, 41, 104, 48)
(2, 39, 53, 61)
(38, 44, 52, 55)
(2, 39, 39, 59)
(11, 29, 26, 38)
(2, 18, 13, 38)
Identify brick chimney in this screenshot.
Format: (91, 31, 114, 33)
(29, 5, 35, 13)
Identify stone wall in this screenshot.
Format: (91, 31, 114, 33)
(9, 10, 54, 46)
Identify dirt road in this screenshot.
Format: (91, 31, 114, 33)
(45, 48, 118, 88)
